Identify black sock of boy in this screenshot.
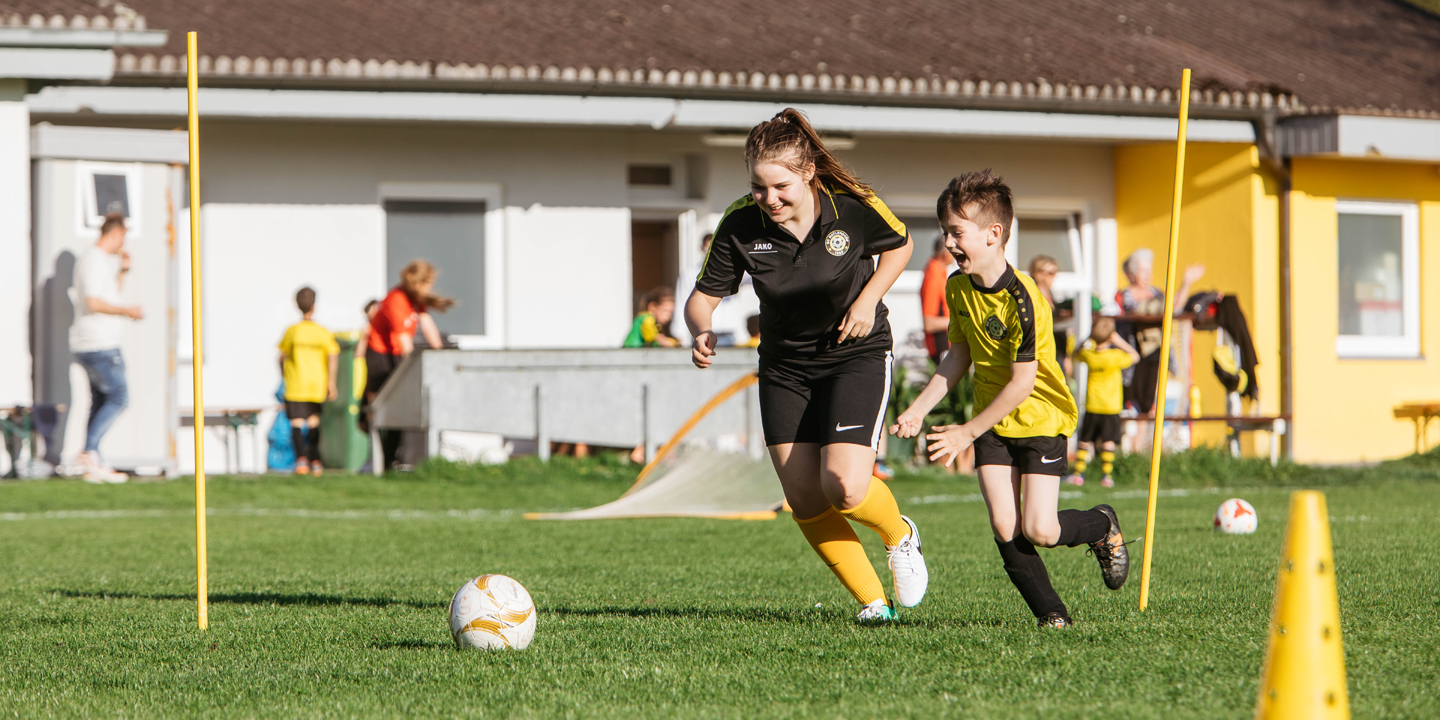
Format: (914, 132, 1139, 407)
(994, 536, 1068, 618)
(307, 425, 322, 462)
(1056, 508, 1111, 547)
(291, 427, 306, 460)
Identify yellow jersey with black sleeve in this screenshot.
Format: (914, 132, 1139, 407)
(279, 320, 340, 403)
(946, 264, 1078, 438)
(1075, 345, 1134, 415)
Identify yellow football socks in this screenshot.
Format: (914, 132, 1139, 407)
(1074, 448, 1090, 474)
(1100, 450, 1115, 476)
(839, 478, 910, 547)
(794, 507, 886, 606)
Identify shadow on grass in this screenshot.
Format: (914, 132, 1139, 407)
(54, 589, 444, 610)
(544, 604, 1001, 629)
(370, 639, 452, 650)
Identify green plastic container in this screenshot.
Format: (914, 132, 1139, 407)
(320, 336, 370, 472)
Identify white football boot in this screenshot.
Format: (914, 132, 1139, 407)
(886, 515, 929, 607)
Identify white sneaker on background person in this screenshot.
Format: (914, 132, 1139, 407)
(78, 451, 127, 484)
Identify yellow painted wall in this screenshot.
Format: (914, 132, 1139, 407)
(1114, 143, 1282, 452)
(1289, 158, 1440, 463)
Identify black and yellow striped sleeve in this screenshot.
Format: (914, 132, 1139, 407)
(860, 194, 908, 255)
(1006, 275, 1037, 363)
(695, 196, 751, 297)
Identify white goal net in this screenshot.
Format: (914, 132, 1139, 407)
(527, 373, 785, 521)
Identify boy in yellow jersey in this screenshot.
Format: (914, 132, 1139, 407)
(1067, 316, 1140, 487)
(891, 171, 1128, 628)
(279, 287, 339, 476)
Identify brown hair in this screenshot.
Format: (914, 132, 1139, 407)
(937, 170, 1014, 244)
(1028, 255, 1059, 276)
(641, 285, 675, 311)
(399, 260, 456, 312)
(1090, 316, 1116, 344)
(744, 108, 872, 198)
(296, 286, 316, 314)
(100, 212, 126, 237)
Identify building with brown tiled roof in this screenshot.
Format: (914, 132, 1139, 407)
(1, 0, 1438, 472)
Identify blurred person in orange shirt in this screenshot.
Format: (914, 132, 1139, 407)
(919, 237, 955, 364)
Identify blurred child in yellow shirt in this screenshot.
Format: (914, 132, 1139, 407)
(279, 287, 339, 476)
(1067, 316, 1139, 487)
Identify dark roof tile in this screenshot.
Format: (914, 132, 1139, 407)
(6, 0, 1438, 114)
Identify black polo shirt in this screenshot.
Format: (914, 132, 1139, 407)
(696, 184, 909, 359)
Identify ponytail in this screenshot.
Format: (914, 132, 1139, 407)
(398, 259, 456, 312)
(744, 108, 872, 199)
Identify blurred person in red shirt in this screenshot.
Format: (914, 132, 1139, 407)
(366, 260, 454, 470)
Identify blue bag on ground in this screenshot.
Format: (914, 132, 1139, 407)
(266, 382, 296, 471)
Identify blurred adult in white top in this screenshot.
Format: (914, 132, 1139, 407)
(70, 212, 143, 483)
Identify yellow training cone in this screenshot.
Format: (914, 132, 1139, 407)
(1255, 491, 1349, 719)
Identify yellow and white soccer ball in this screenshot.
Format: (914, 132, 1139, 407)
(1214, 498, 1258, 535)
(448, 574, 537, 650)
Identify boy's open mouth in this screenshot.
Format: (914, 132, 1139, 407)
(951, 250, 968, 264)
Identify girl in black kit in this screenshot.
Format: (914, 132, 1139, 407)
(685, 109, 928, 621)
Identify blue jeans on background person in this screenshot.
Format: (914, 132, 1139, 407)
(73, 349, 129, 454)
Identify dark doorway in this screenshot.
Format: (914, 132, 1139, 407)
(630, 219, 679, 314)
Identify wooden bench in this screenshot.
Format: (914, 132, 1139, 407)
(1393, 403, 1440, 455)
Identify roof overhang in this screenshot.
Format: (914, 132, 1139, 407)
(31, 122, 188, 164)
(1279, 114, 1440, 163)
(0, 28, 166, 81)
(0, 47, 112, 80)
(0, 28, 168, 48)
(26, 85, 1256, 144)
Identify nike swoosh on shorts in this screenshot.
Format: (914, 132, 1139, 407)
(1041, 455, 1063, 463)
(836, 424, 864, 432)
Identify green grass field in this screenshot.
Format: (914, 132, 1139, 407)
(2, 452, 1437, 718)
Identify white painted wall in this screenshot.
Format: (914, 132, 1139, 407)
(0, 99, 29, 408)
(504, 204, 632, 348)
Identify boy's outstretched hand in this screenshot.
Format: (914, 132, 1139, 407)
(888, 409, 925, 439)
(926, 424, 978, 467)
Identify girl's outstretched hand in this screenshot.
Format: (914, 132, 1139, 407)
(888, 409, 924, 439)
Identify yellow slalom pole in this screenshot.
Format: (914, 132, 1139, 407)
(186, 32, 209, 631)
(1137, 68, 1191, 612)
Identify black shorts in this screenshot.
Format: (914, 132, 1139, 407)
(365, 348, 401, 397)
(758, 350, 891, 449)
(973, 431, 1069, 476)
(284, 400, 323, 420)
(1079, 412, 1122, 445)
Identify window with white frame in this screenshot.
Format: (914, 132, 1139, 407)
(1334, 200, 1420, 358)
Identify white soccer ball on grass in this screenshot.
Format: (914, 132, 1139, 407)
(448, 574, 537, 650)
(1214, 498, 1258, 535)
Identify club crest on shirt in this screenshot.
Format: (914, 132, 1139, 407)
(983, 314, 1007, 341)
(824, 230, 850, 256)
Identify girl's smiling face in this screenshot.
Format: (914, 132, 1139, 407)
(749, 160, 814, 226)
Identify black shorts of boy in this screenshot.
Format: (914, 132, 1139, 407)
(285, 401, 323, 420)
(1078, 412, 1122, 445)
(973, 430, 1069, 476)
(758, 350, 891, 450)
